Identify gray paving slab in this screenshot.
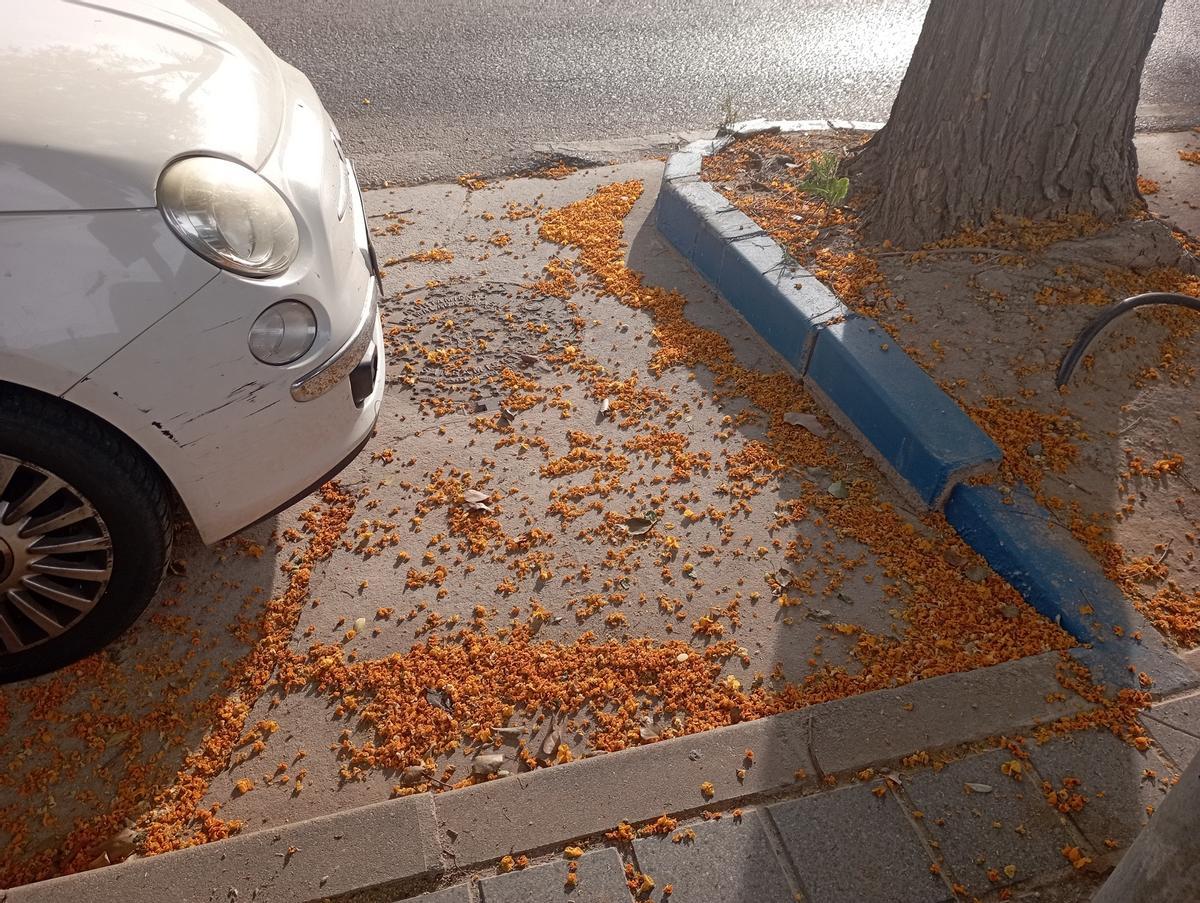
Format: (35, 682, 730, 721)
(768, 784, 952, 903)
(902, 749, 1081, 897)
(1029, 729, 1174, 849)
(1144, 717, 1200, 771)
(1146, 691, 1200, 738)
(399, 886, 473, 903)
(633, 809, 795, 903)
(477, 847, 630, 903)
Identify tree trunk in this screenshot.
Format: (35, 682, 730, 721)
(1092, 749, 1200, 902)
(848, 0, 1165, 248)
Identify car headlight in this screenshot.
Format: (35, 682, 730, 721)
(158, 157, 299, 278)
(248, 300, 317, 365)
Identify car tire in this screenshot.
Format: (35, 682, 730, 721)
(0, 388, 172, 682)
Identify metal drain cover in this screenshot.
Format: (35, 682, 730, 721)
(384, 283, 577, 404)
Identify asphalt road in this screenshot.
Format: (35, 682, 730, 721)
(225, 0, 1200, 185)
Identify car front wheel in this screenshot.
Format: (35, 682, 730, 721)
(0, 389, 172, 682)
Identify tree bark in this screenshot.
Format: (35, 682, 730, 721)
(848, 0, 1165, 248)
(1092, 749, 1200, 902)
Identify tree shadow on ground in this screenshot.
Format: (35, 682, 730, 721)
(621, 179, 1196, 899)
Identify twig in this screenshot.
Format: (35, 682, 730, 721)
(874, 246, 1022, 259)
(1117, 417, 1144, 436)
(1175, 471, 1200, 495)
(1156, 539, 1174, 566)
(367, 207, 414, 219)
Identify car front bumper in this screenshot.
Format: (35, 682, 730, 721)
(63, 65, 387, 543)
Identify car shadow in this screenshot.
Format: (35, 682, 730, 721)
(0, 513, 282, 886)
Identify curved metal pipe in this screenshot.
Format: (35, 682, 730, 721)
(1055, 292, 1200, 388)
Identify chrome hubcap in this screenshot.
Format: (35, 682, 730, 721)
(0, 455, 113, 655)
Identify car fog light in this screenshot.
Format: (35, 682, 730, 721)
(248, 301, 317, 365)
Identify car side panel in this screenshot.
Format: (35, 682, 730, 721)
(0, 209, 218, 393)
(64, 275, 383, 542)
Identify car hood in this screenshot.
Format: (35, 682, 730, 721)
(0, 0, 285, 211)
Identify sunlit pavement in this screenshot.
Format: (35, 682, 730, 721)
(3, 155, 1196, 895)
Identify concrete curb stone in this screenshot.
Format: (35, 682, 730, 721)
(807, 652, 1090, 777)
(7, 792, 441, 903)
(435, 708, 815, 869)
(434, 654, 1083, 873)
(657, 119, 1197, 695)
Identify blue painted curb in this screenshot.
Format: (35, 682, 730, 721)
(657, 174, 849, 374)
(805, 316, 1001, 508)
(656, 135, 1000, 509)
(656, 124, 1196, 694)
(945, 483, 1198, 696)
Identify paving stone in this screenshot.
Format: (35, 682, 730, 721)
(634, 809, 795, 902)
(1144, 717, 1200, 771)
(477, 847, 630, 903)
(902, 749, 1081, 897)
(768, 784, 952, 903)
(1029, 729, 1173, 849)
(399, 886, 472, 903)
(1147, 691, 1200, 737)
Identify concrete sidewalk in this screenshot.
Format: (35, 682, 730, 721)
(5, 141, 1200, 899)
(12, 655, 1196, 903)
(188, 159, 1074, 836)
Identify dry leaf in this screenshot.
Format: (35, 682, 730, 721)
(622, 516, 656, 536)
(772, 567, 793, 593)
(471, 753, 504, 775)
(783, 411, 830, 438)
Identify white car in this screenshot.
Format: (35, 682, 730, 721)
(0, 0, 384, 680)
